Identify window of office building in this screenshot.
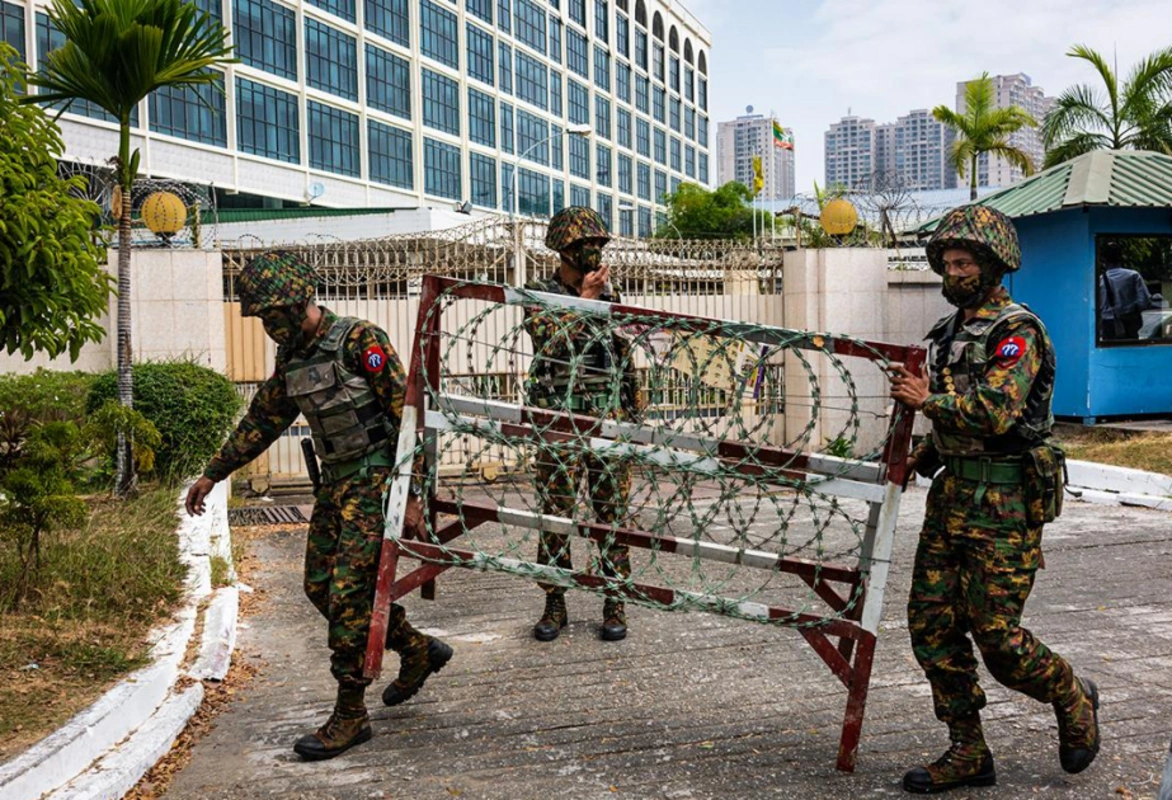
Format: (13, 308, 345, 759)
(308, 101, 360, 176)
(685, 144, 695, 177)
(698, 151, 708, 184)
(653, 127, 665, 165)
(699, 115, 708, 147)
(501, 163, 515, 213)
(635, 117, 649, 157)
(151, 76, 227, 146)
(637, 161, 650, 200)
(307, 0, 355, 23)
(367, 45, 411, 119)
(567, 78, 589, 124)
(619, 203, 633, 236)
(571, 183, 591, 208)
(236, 77, 299, 163)
(596, 143, 611, 187)
(594, 0, 609, 41)
(668, 54, 679, 92)
(499, 41, 513, 94)
(500, 101, 514, 153)
(669, 96, 680, 131)
(615, 61, 630, 103)
(497, 0, 511, 33)
(37, 14, 132, 123)
(593, 45, 610, 91)
(669, 136, 680, 171)
(550, 69, 563, 116)
(684, 65, 694, 102)
(467, 0, 493, 25)
(569, 134, 590, 179)
(548, 17, 561, 63)
(470, 151, 498, 208)
(552, 180, 566, 212)
(617, 153, 632, 193)
(518, 167, 551, 216)
(233, 0, 297, 80)
(422, 68, 460, 135)
(517, 109, 549, 164)
(566, 28, 588, 78)
(596, 193, 613, 229)
(305, 19, 358, 101)
(655, 169, 666, 203)
(635, 74, 648, 113)
(616, 107, 631, 149)
(424, 137, 462, 199)
(2, 1, 24, 60)
(698, 76, 707, 111)
(685, 106, 694, 140)
(467, 23, 495, 85)
(551, 123, 563, 169)
(652, 85, 665, 123)
(652, 42, 664, 82)
(468, 87, 496, 146)
(595, 95, 611, 140)
(514, 0, 546, 54)
(516, 50, 548, 109)
(420, 0, 458, 68)
(369, 120, 413, 189)
(365, 0, 409, 46)
(634, 29, 646, 71)
(615, 12, 628, 58)
(638, 205, 651, 237)
(568, 0, 585, 26)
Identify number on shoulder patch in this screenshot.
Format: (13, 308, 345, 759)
(993, 336, 1027, 363)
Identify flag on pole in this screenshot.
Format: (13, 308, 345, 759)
(773, 121, 794, 150)
(751, 155, 764, 196)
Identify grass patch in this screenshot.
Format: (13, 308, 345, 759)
(0, 486, 185, 761)
(209, 555, 232, 589)
(1056, 426, 1172, 476)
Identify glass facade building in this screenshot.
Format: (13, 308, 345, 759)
(2, 0, 711, 230)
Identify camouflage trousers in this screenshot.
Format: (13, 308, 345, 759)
(305, 465, 413, 688)
(908, 473, 1075, 723)
(534, 443, 632, 595)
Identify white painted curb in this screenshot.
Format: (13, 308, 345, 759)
(0, 482, 239, 800)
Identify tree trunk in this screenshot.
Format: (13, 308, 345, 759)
(113, 122, 136, 497)
(970, 154, 979, 202)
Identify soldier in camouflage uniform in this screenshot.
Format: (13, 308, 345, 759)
(185, 252, 453, 761)
(889, 206, 1099, 793)
(523, 206, 640, 643)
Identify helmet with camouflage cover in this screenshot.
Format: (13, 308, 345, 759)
(236, 251, 317, 317)
(926, 205, 1022, 275)
(545, 206, 611, 252)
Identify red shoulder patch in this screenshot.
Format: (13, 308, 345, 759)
(362, 345, 387, 373)
(993, 336, 1027, 364)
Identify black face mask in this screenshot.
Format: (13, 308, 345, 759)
(259, 305, 309, 348)
(575, 243, 605, 274)
(942, 270, 1002, 309)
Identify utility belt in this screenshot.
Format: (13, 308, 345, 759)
(321, 449, 396, 484)
(943, 444, 1065, 525)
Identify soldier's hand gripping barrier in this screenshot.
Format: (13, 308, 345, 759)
(365, 276, 926, 772)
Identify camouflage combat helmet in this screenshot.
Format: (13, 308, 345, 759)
(545, 206, 611, 252)
(236, 251, 317, 317)
(926, 205, 1022, 275)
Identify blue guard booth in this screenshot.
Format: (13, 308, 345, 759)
(924, 150, 1172, 422)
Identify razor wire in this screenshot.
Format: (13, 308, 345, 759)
(399, 280, 914, 628)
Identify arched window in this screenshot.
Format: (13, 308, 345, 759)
(668, 25, 678, 52)
(684, 38, 693, 63)
(634, 0, 646, 26)
(698, 50, 707, 75)
(652, 11, 663, 40)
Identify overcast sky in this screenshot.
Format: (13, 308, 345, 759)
(688, 0, 1172, 191)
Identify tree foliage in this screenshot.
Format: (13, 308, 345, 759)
(659, 181, 777, 240)
(0, 45, 111, 361)
(933, 73, 1038, 200)
(1042, 45, 1172, 168)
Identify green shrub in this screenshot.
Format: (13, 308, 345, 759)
(86, 360, 242, 482)
(0, 370, 95, 426)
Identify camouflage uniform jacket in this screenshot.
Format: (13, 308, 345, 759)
(912, 287, 1052, 469)
(204, 308, 408, 483)
(522, 274, 639, 414)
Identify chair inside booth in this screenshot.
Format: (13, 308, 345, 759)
(1096, 234, 1172, 346)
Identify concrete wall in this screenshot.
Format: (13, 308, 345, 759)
(1, 249, 226, 376)
(886, 269, 950, 347)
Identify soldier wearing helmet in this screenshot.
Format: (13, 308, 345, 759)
(185, 252, 453, 761)
(523, 206, 640, 643)
(890, 207, 1099, 793)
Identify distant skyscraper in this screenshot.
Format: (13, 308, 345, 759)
(824, 115, 876, 190)
(955, 73, 1054, 188)
(891, 109, 956, 191)
(716, 111, 795, 199)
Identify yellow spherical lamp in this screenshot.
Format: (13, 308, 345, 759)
(820, 198, 858, 236)
(141, 191, 188, 243)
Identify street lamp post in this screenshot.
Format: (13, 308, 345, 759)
(508, 123, 591, 286)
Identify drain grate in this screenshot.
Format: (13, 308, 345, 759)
(228, 505, 309, 527)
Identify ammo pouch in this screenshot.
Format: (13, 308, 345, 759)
(1023, 443, 1066, 525)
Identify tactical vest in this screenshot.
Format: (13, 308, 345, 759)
(926, 301, 1055, 457)
(283, 316, 391, 465)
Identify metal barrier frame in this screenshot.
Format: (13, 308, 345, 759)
(365, 275, 926, 772)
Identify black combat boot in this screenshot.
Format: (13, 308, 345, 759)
(1055, 676, 1100, 773)
(533, 592, 568, 641)
(382, 632, 454, 706)
(600, 597, 627, 641)
(293, 683, 372, 761)
(903, 714, 996, 794)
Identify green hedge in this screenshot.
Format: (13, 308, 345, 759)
(87, 361, 242, 482)
(0, 370, 95, 427)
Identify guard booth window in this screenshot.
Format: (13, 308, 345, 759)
(1096, 235, 1172, 346)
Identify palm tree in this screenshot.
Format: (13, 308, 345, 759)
(26, 0, 234, 495)
(933, 73, 1038, 200)
(1042, 45, 1172, 168)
